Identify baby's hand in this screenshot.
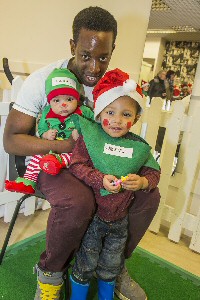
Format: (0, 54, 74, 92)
(42, 129, 58, 140)
(72, 129, 79, 141)
(103, 175, 121, 193)
(121, 174, 148, 191)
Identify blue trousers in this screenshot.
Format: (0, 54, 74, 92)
(72, 215, 128, 283)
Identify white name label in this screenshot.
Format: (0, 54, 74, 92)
(52, 77, 76, 89)
(103, 143, 133, 158)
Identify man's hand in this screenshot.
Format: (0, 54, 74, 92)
(121, 174, 148, 191)
(42, 129, 58, 140)
(103, 175, 121, 193)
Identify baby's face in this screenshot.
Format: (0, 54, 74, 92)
(50, 95, 78, 116)
(99, 96, 140, 138)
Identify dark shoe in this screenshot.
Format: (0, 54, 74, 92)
(115, 267, 147, 300)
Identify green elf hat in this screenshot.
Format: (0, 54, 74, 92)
(93, 68, 144, 121)
(46, 68, 81, 102)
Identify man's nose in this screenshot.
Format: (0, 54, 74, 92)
(89, 59, 100, 73)
(62, 102, 67, 107)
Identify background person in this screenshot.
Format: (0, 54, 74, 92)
(165, 70, 175, 102)
(141, 80, 150, 96)
(148, 70, 166, 103)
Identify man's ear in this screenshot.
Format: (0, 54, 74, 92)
(112, 44, 116, 54)
(70, 39, 75, 56)
(133, 114, 141, 125)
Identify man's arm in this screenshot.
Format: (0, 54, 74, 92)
(3, 109, 75, 156)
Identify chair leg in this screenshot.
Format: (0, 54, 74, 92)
(0, 194, 31, 265)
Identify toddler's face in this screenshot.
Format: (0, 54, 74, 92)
(99, 96, 140, 138)
(50, 95, 78, 116)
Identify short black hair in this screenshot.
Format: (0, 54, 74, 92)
(72, 6, 117, 45)
(166, 70, 175, 79)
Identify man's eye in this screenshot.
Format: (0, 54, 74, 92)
(67, 97, 73, 102)
(54, 99, 60, 103)
(82, 54, 89, 61)
(100, 57, 108, 62)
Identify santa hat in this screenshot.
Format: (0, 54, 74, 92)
(181, 83, 189, 89)
(45, 68, 81, 102)
(141, 80, 150, 88)
(173, 87, 180, 98)
(93, 68, 143, 121)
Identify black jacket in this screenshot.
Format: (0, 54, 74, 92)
(148, 76, 166, 102)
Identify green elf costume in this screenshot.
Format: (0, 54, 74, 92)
(5, 68, 93, 194)
(69, 69, 160, 300)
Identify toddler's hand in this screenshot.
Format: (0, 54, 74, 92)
(121, 174, 148, 191)
(72, 129, 79, 141)
(103, 175, 121, 193)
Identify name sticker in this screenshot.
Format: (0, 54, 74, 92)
(52, 77, 76, 88)
(103, 143, 133, 158)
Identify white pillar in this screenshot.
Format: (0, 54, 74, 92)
(188, 55, 200, 115)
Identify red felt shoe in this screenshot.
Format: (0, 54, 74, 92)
(5, 180, 35, 194)
(39, 154, 66, 175)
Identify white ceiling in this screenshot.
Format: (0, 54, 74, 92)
(147, 0, 200, 41)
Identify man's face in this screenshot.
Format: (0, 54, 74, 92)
(159, 71, 166, 81)
(70, 28, 115, 87)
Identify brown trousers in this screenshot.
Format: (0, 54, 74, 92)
(37, 169, 160, 272)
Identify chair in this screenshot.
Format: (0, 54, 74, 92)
(0, 103, 70, 299)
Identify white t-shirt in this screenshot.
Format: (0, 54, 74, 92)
(13, 59, 94, 118)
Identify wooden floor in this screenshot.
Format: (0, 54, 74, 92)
(0, 209, 200, 277)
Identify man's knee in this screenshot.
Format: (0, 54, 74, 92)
(129, 187, 160, 213)
(37, 169, 95, 210)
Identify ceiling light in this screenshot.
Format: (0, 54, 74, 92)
(147, 29, 176, 34)
(171, 25, 198, 32)
(151, 0, 171, 11)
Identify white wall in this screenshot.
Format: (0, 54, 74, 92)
(0, 0, 152, 90)
(139, 61, 153, 84)
(143, 36, 166, 78)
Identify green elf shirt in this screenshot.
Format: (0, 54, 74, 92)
(71, 115, 160, 196)
(38, 104, 94, 140)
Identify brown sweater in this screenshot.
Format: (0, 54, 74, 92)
(70, 135, 160, 222)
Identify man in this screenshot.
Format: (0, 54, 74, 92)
(165, 70, 175, 102)
(3, 6, 160, 300)
(148, 70, 166, 103)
